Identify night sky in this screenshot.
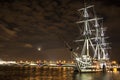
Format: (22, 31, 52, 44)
(0, 0, 119, 61)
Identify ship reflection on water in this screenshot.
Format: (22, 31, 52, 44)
(0, 66, 120, 80)
(73, 71, 120, 80)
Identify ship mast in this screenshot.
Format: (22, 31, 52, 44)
(76, 4, 96, 57)
(75, 3, 110, 61)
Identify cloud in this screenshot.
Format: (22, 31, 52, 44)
(0, 24, 17, 40)
(24, 43, 33, 48)
(0, 0, 119, 61)
(0, 24, 16, 36)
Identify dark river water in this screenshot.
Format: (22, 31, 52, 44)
(0, 66, 120, 80)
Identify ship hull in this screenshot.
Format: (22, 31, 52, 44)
(73, 55, 105, 73)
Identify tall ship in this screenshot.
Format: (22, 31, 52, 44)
(69, 4, 110, 73)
